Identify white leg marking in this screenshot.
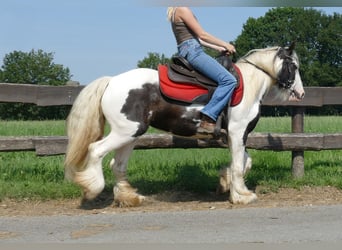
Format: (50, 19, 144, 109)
(110, 143, 145, 207)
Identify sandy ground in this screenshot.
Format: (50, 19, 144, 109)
(1, 186, 342, 217)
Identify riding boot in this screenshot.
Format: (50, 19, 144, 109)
(197, 114, 216, 134)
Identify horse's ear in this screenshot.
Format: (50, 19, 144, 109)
(287, 42, 296, 55)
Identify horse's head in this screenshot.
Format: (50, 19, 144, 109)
(274, 42, 305, 101)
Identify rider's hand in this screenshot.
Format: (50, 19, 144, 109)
(225, 43, 236, 55)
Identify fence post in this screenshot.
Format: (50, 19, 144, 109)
(291, 107, 305, 178)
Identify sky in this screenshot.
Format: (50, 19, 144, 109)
(1, 1, 341, 85)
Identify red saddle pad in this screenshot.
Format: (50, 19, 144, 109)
(158, 64, 244, 107)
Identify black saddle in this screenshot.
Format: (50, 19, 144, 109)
(167, 54, 240, 90)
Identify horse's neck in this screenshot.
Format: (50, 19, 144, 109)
(242, 50, 276, 76)
(237, 52, 277, 105)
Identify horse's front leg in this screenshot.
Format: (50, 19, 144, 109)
(110, 142, 145, 207)
(217, 150, 252, 194)
(229, 135, 257, 204)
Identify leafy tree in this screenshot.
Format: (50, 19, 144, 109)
(137, 52, 171, 69)
(1, 49, 71, 85)
(234, 8, 341, 115)
(235, 8, 341, 87)
(0, 49, 72, 120)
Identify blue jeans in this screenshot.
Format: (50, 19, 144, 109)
(178, 39, 237, 121)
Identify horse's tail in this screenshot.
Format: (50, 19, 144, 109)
(64, 76, 111, 180)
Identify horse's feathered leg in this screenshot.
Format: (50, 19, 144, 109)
(228, 131, 257, 204)
(217, 150, 252, 194)
(76, 132, 136, 200)
(110, 142, 145, 207)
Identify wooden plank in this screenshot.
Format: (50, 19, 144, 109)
(258, 87, 342, 107)
(0, 83, 37, 104)
(323, 134, 342, 149)
(36, 85, 83, 106)
(133, 134, 227, 149)
(291, 107, 305, 177)
(321, 87, 342, 105)
(0, 136, 35, 151)
(245, 133, 324, 151)
(0, 133, 341, 155)
(33, 136, 68, 155)
(0, 83, 84, 106)
(1, 84, 341, 107)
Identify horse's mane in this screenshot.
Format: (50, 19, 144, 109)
(237, 46, 280, 62)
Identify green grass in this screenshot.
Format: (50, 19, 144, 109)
(0, 116, 341, 200)
(0, 120, 66, 136)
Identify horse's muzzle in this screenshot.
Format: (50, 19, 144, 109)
(289, 89, 305, 101)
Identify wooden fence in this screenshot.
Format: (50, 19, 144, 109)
(1, 83, 342, 178)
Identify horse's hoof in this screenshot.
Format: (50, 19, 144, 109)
(74, 171, 105, 201)
(82, 189, 98, 201)
(230, 191, 258, 205)
(113, 181, 145, 207)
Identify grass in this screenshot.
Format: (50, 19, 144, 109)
(0, 116, 341, 200)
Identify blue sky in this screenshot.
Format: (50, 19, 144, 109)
(1, 1, 340, 84)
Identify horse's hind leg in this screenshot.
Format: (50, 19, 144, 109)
(109, 142, 145, 207)
(75, 132, 134, 201)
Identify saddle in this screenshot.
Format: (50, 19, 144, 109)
(158, 55, 244, 106)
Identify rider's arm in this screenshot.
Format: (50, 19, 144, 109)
(198, 39, 226, 52)
(176, 7, 236, 54)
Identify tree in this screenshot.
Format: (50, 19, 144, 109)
(0, 49, 72, 120)
(137, 52, 171, 69)
(234, 8, 341, 115)
(235, 8, 341, 87)
(1, 49, 71, 85)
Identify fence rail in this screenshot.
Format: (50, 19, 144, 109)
(1, 133, 341, 156)
(1, 83, 342, 107)
(1, 83, 342, 178)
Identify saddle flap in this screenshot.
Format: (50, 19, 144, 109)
(168, 59, 217, 87)
(169, 63, 197, 80)
(172, 56, 194, 71)
(159, 64, 209, 104)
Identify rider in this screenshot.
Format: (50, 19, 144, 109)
(167, 7, 237, 133)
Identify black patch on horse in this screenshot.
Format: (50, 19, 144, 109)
(121, 83, 198, 137)
(243, 107, 261, 146)
(121, 83, 160, 137)
(276, 48, 297, 89)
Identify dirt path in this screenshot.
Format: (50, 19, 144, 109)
(1, 186, 342, 217)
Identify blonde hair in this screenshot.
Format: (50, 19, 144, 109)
(167, 7, 176, 21)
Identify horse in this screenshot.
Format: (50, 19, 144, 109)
(64, 43, 305, 207)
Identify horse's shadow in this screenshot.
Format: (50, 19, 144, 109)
(135, 164, 227, 197)
(80, 188, 230, 211)
(80, 189, 114, 210)
(79, 164, 231, 210)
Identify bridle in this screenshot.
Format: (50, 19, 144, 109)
(240, 49, 298, 91)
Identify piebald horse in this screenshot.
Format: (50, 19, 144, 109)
(65, 44, 305, 206)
